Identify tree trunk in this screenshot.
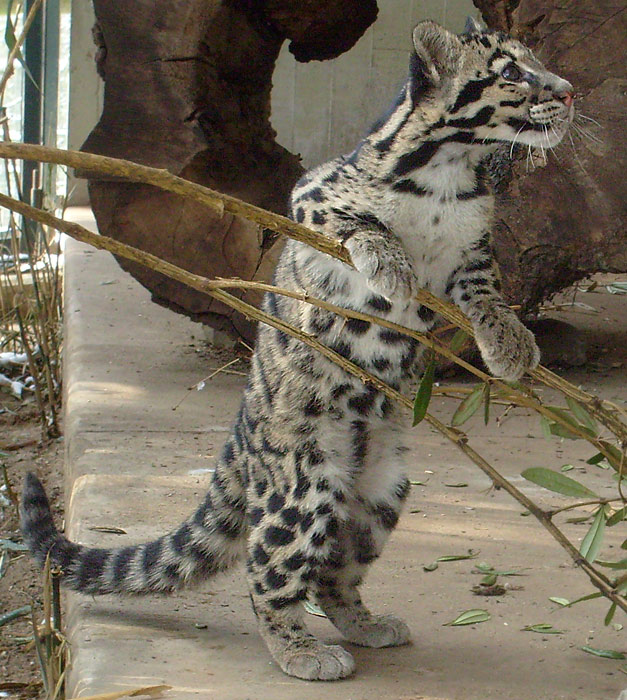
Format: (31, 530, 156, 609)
(81, 0, 625, 341)
(475, 0, 626, 312)
(82, 0, 377, 342)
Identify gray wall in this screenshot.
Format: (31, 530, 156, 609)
(67, 1, 477, 203)
(68, 0, 103, 204)
(271, 0, 477, 169)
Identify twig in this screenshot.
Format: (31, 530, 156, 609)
(0, 0, 45, 98)
(0, 142, 622, 443)
(0, 192, 623, 613)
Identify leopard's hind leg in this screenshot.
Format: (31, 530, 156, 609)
(314, 427, 412, 648)
(245, 433, 357, 681)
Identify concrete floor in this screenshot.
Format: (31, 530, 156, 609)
(60, 210, 625, 700)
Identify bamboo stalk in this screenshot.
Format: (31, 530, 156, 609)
(0, 191, 623, 612)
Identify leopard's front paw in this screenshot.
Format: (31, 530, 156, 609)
(345, 237, 417, 301)
(474, 315, 540, 382)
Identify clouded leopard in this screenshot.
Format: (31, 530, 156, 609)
(22, 18, 574, 681)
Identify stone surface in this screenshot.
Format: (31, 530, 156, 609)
(62, 208, 626, 700)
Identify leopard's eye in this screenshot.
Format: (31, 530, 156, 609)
(501, 64, 523, 82)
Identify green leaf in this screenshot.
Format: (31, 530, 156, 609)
(475, 562, 494, 573)
(483, 382, 491, 426)
(587, 452, 605, 465)
(521, 468, 598, 498)
(423, 562, 439, 572)
(540, 416, 553, 439)
(413, 357, 435, 426)
(4, 1, 37, 89)
(597, 440, 626, 472)
(560, 464, 575, 472)
(595, 558, 627, 570)
(303, 600, 327, 618)
(548, 597, 570, 607)
(444, 482, 468, 488)
(523, 623, 563, 634)
(436, 550, 479, 562)
(452, 385, 484, 426)
(566, 397, 599, 435)
(604, 602, 617, 627)
(0, 539, 29, 552)
(565, 591, 603, 607)
(580, 645, 625, 660)
(579, 507, 606, 563)
(481, 573, 498, 586)
(445, 609, 490, 626)
(449, 329, 470, 354)
(622, 539, 627, 550)
(568, 591, 603, 608)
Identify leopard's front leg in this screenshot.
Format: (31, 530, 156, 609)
(341, 226, 418, 302)
(446, 234, 540, 382)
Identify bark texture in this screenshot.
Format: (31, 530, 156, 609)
(476, 0, 626, 312)
(83, 0, 625, 341)
(82, 0, 377, 341)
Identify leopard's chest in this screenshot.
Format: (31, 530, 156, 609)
(378, 187, 492, 294)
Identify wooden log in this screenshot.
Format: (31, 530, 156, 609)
(82, 0, 377, 341)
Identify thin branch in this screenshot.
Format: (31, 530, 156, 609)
(0, 142, 622, 443)
(0, 0, 45, 98)
(0, 191, 624, 613)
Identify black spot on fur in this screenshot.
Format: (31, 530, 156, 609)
(303, 396, 323, 416)
(266, 567, 288, 590)
(345, 318, 370, 335)
(300, 512, 314, 532)
(312, 210, 326, 225)
(353, 528, 377, 564)
(376, 503, 399, 530)
(295, 207, 305, 223)
(348, 387, 378, 416)
(450, 74, 498, 113)
(113, 547, 135, 581)
(372, 356, 391, 371)
(395, 478, 411, 501)
(77, 548, 108, 588)
(172, 524, 191, 554)
(367, 295, 392, 313)
(281, 508, 301, 527)
(284, 552, 306, 571)
(253, 543, 270, 565)
(269, 589, 307, 609)
(331, 383, 351, 399)
(249, 508, 264, 526)
(393, 179, 431, 196)
(265, 526, 295, 547)
(268, 493, 285, 513)
(316, 478, 330, 492)
(417, 305, 436, 324)
(143, 539, 163, 571)
(311, 531, 326, 547)
(294, 472, 311, 500)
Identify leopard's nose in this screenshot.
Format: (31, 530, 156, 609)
(556, 90, 575, 108)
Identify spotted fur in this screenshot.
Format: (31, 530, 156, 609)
(21, 20, 573, 681)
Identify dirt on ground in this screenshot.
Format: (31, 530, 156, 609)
(1, 405, 64, 699)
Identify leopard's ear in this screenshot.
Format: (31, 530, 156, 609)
(410, 21, 462, 89)
(464, 16, 483, 35)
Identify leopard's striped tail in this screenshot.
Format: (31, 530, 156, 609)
(20, 470, 246, 595)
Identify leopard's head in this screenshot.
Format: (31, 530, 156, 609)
(410, 19, 574, 149)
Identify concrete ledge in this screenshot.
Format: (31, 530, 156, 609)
(62, 209, 625, 699)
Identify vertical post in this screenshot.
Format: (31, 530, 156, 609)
(22, 0, 44, 199)
(42, 0, 60, 198)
